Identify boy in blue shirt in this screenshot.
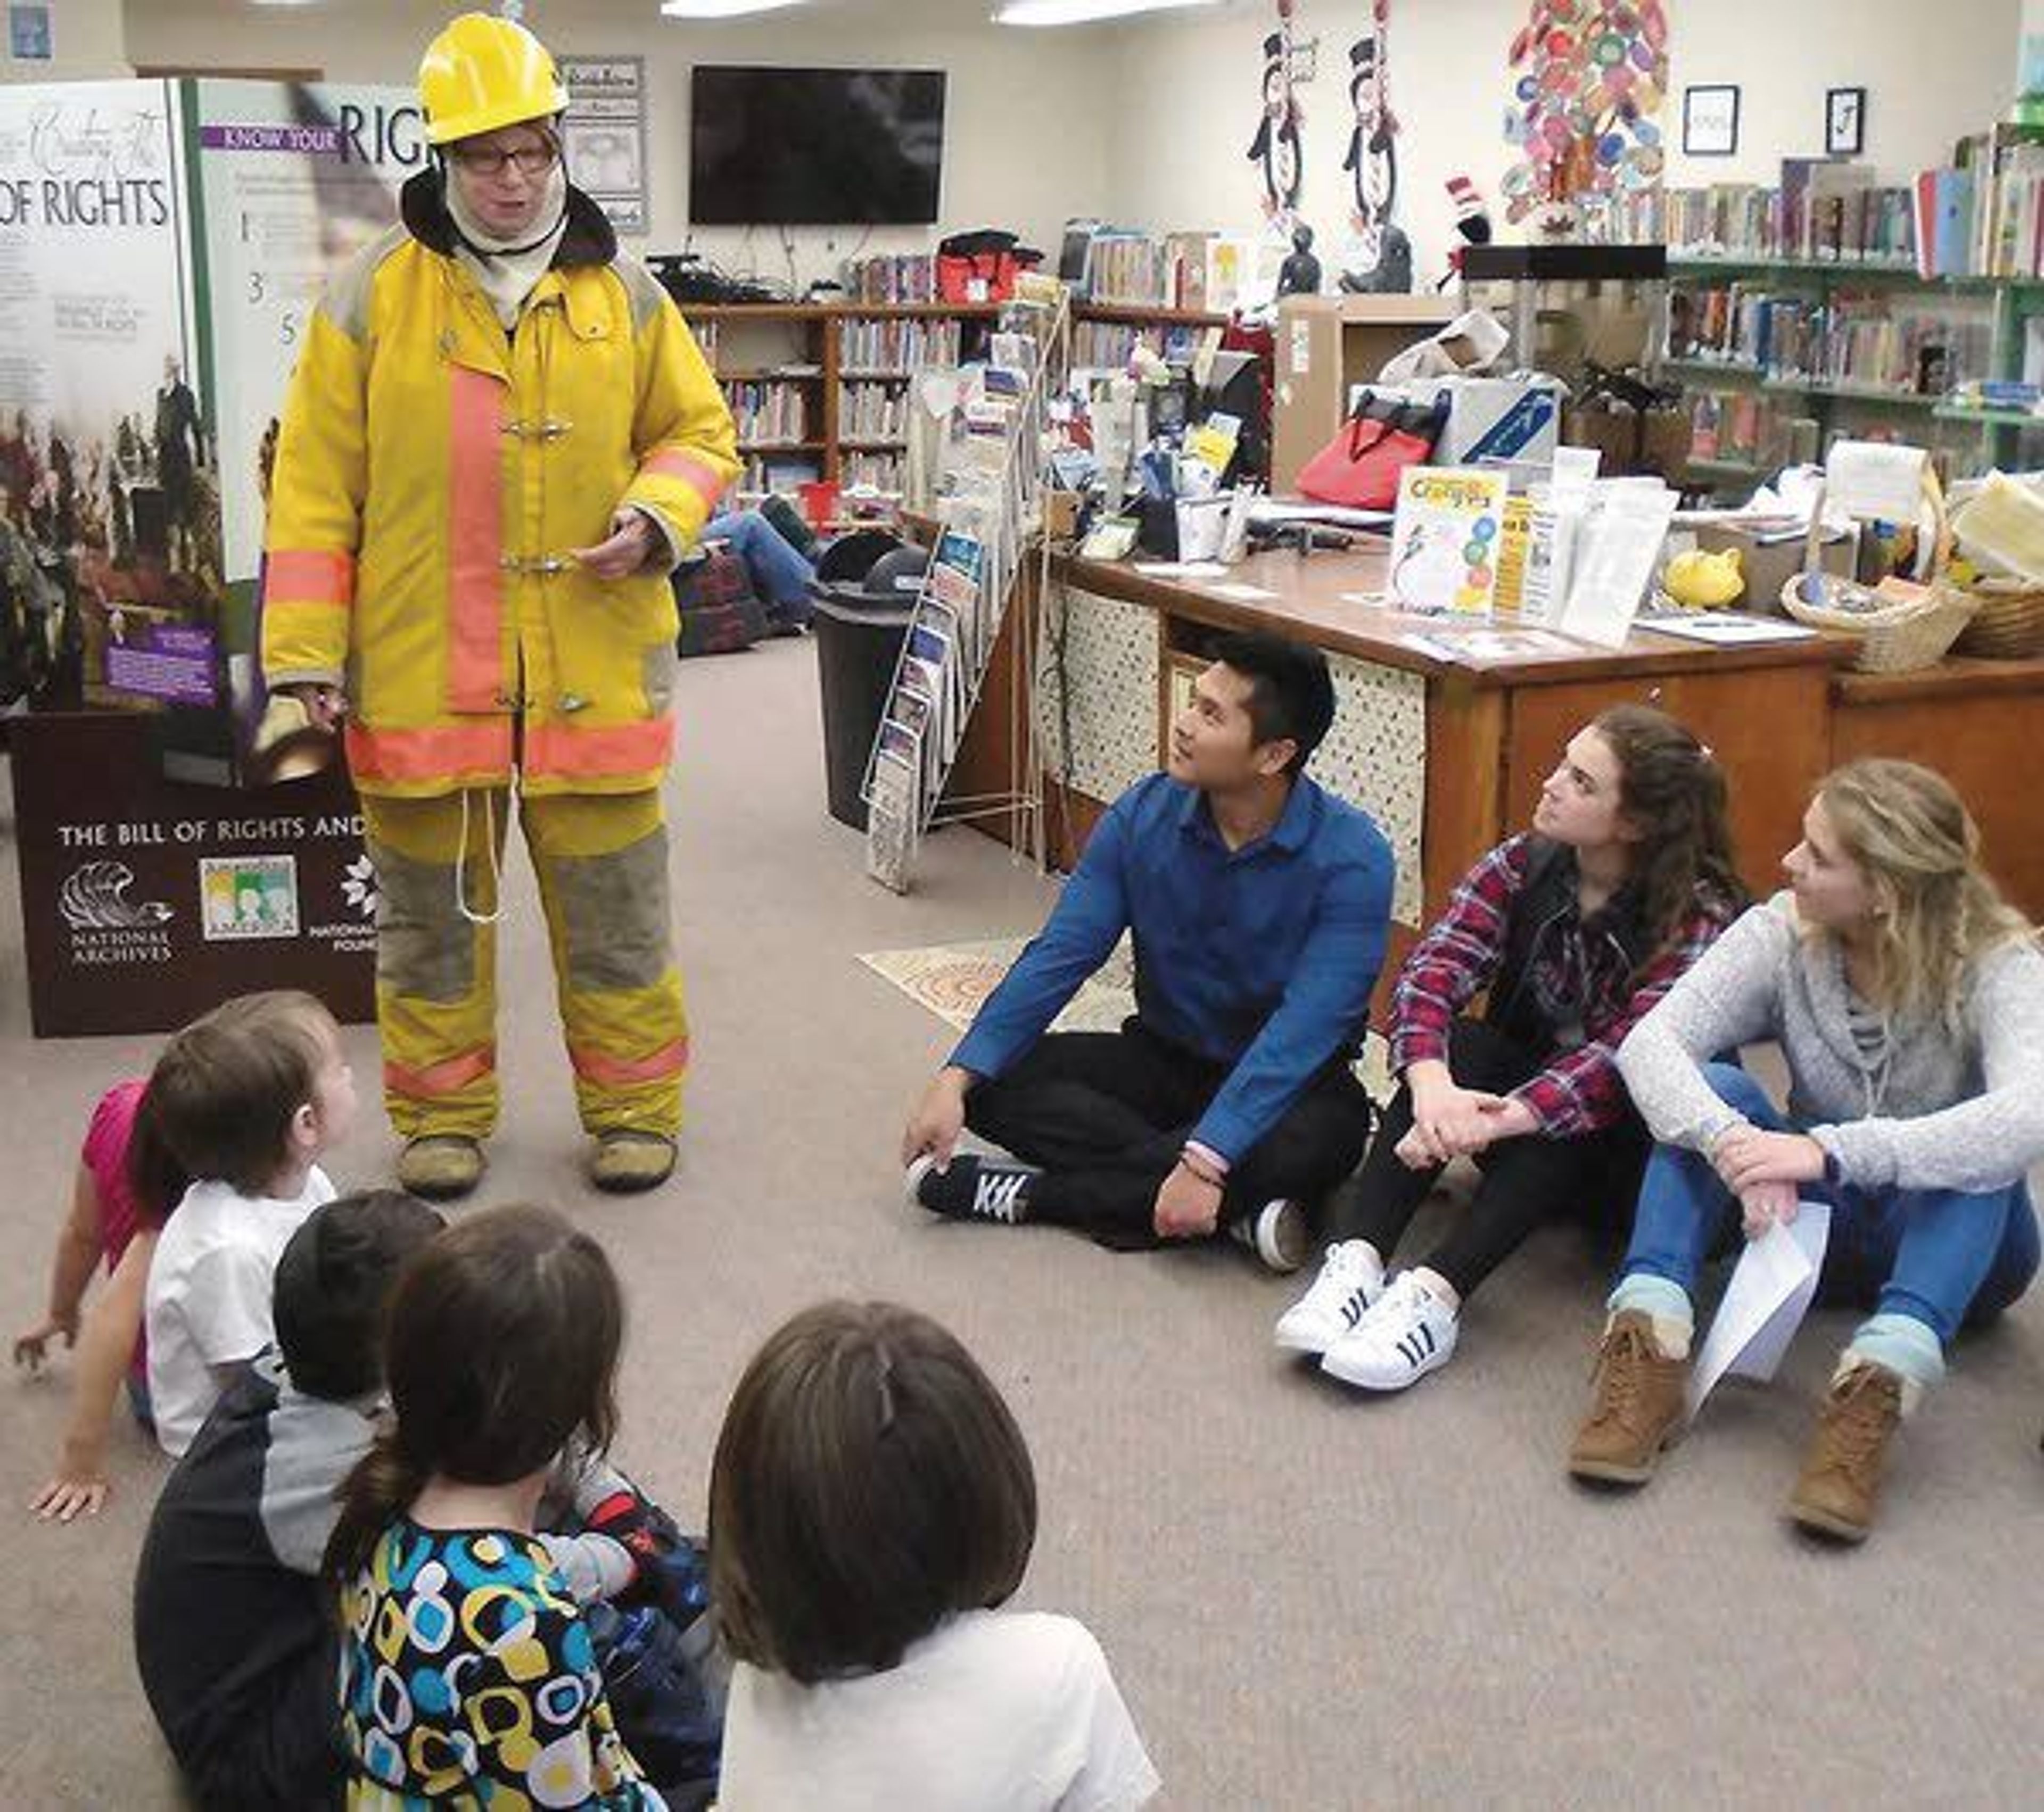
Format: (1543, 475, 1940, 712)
(901, 632, 1393, 1270)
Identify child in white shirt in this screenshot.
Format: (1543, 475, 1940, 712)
(143, 990, 357, 1457)
(710, 1301, 1160, 1812)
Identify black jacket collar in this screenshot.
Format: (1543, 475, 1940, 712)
(400, 168, 618, 269)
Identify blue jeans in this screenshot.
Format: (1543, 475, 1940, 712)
(1621, 1063, 2040, 1345)
(706, 510, 813, 622)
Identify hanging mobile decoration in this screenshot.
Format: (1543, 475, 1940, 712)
(1342, 1, 1399, 274)
(1247, 0, 1305, 224)
(1501, 0, 1670, 232)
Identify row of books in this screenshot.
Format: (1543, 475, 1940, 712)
(1684, 388, 1814, 469)
(1664, 165, 1917, 266)
(1072, 319, 1208, 372)
(723, 380, 810, 446)
(1668, 286, 1992, 396)
(737, 454, 820, 498)
(1070, 226, 1265, 313)
(834, 317, 966, 373)
(1680, 390, 2009, 483)
(840, 449, 906, 495)
(841, 254, 938, 304)
(838, 382, 910, 442)
(1958, 124, 2044, 278)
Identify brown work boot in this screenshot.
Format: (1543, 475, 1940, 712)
(1787, 1362, 1905, 1544)
(589, 1130, 677, 1195)
(397, 1135, 486, 1202)
(1567, 1310, 1691, 1486)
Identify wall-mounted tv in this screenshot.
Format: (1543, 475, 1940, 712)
(688, 67, 946, 227)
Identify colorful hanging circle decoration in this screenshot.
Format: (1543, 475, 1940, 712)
(1502, 0, 1670, 222)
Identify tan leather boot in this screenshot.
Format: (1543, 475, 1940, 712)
(589, 1130, 677, 1195)
(396, 1135, 486, 1202)
(1567, 1310, 1691, 1486)
(1788, 1362, 1904, 1544)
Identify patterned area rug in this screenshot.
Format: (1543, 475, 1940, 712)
(859, 937, 1391, 1093)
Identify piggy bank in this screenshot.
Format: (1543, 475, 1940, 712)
(1664, 545, 1746, 610)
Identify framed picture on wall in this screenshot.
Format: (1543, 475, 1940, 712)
(1826, 86, 1867, 156)
(1682, 85, 1741, 158)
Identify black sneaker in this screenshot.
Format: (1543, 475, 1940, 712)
(904, 1154, 1040, 1225)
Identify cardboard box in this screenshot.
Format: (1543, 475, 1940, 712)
(1694, 521, 1857, 614)
(1358, 374, 1567, 467)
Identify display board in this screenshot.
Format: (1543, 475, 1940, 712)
(0, 80, 201, 725)
(15, 712, 374, 1037)
(173, 79, 418, 788)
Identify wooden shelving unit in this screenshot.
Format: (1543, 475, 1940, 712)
(684, 301, 999, 498)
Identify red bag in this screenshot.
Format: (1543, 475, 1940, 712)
(1295, 394, 1448, 509)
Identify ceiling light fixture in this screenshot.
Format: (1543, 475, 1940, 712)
(660, 0, 811, 19)
(994, 0, 1224, 25)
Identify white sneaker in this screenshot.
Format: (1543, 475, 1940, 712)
(1229, 1199, 1314, 1274)
(1320, 1272, 1460, 1391)
(1273, 1240, 1386, 1355)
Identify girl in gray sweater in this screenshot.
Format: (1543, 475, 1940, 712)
(1566, 759, 2042, 1542)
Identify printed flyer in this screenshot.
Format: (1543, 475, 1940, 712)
(1384, 467, 1509, 616)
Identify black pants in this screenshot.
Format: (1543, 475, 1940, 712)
(1320, 1016, 1650, 1299)
(966, 1020, 1373, 1248)
(179, 1638, 343, 1811)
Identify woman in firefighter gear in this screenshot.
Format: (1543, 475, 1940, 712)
(262, 12, 738, 1199)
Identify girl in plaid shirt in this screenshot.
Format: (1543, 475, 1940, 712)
(1276, 705, 1744, 1391)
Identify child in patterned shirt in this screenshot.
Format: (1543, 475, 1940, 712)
(324, 1203, 665, 1809)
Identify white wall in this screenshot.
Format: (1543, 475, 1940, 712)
(3, 0, 126, 82)
(108, 0, 2036, 289)
(1108, 0, 2024, 286)
(121, 0, 1120, 284)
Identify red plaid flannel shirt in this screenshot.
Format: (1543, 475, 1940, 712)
(1389, 835, 1737, 1138)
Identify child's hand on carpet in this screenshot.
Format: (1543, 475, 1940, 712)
(30, 1452, 109, 1524)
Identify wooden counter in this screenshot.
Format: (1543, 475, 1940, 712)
(1829, 652, 2044, 916)
(951, 545, 1889, 1014)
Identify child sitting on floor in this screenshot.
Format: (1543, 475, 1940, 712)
(710, 1301, 1159, 1812)
(137, 1192, 720, 1808)
(143, 989, 357, 1458)
(325, 1203, 691, 1808)
(18, 1076, 188, 1520)
(134, 1190, 444, 1808)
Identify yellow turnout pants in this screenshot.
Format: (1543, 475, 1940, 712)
(361, 787, 687, 1140)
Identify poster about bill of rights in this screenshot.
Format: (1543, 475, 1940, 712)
(189, 79, 419, 786)
(0, 80, 199, 729)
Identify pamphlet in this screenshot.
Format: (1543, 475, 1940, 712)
(1385, 467, 1510, 616)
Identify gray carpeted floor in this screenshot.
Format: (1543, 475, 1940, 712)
(3, 639, 2040, 1809)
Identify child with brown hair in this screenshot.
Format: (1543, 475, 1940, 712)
(325, 1203, 666, 1807)
(142, 989, 358, 1457)
(710, 1301, 1158, 1812)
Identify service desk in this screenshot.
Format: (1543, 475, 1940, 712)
(952, 544, 1865, 1008)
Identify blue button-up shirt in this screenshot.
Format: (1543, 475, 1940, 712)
(952, 771, 1395, 1162)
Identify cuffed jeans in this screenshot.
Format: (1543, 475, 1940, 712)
(1620, 1062, 2039, 1346)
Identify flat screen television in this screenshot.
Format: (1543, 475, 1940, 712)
(688, 67, 946, 227)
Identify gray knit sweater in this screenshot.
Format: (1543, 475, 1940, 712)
(1616, 892, 2044, 1194)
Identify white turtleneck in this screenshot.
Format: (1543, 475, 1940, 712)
(443, 160, 570, 328)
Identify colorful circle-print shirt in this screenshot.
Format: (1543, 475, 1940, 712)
(340, 1518, 662, 1810)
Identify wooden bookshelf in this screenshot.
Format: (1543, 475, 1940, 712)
(688, 300, 996, 495)
(1075, 300, 1231, 328)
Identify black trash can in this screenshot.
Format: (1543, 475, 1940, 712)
(810, 542, 929, 831)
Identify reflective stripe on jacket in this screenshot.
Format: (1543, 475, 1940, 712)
(262, 175, 739, 799)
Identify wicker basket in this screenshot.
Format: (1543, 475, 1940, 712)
(1950, 578, 2044, 659)
(1779, 574, 1980, 672)
(1777, 461, 1976, 672)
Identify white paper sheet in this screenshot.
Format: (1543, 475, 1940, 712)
(1687, 1203, 1833, 1414)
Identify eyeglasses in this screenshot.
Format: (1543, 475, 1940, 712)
(450, 142, 558, 179)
